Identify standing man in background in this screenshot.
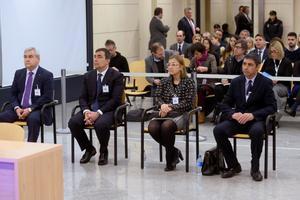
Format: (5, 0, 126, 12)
(263, 10, 283, 42)
(178, 7, 200, 44)
(0, 47, 54, 142)
(149, 7, 169, 49)
(105, 39, 129, 72)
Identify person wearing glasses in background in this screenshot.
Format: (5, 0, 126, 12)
(148, 55, 195, 171)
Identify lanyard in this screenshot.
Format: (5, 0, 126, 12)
(273, 59, 282, 76)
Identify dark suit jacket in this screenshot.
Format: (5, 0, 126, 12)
(261, 57, 293, 90)
(236, 13, 253, 35)
(169, 42, 191, 57)
(79, 67, 124, 113)
(250, 48, 269, 63)
(221, 73, 276, 121)
(149, 16, 169, 49)
(10, 66, 54, 124)
(177, 17, 195, 43)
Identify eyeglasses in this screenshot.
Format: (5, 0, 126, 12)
(234, 45, 243, 49)
(270, 50, 278, 54)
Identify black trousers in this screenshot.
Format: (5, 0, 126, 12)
(213, 120, 264, 172)
(68, 111, 114, 153)
(0, 109, 41, 142)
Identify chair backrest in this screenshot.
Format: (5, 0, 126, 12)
(0, 123, 25, 141)
(129, 60, 150, 92)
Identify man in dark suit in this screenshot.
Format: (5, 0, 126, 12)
(149, 7, 169, 49)
(234, 6, 244, 35)
(177, 7, 200, 44)
(214, 53, 276, 181)
(0, 47, 54, 142)
(169, 30, 191, 57)
(68, 48, 124, 165)
(250, 34, 269, 63)
(236, 6, 253, 36)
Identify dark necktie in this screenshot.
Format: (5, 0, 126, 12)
(257, 50, 262, 62)
(246, 80, 253, 96)
(178, 44, 182, 55)
(22, 71, 34, 108)
(91, 73, 103, 111)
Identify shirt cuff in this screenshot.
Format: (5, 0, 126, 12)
(97, 109, 103, 115)
(14, 106, 20, 111)
(83, 109, 90, 114)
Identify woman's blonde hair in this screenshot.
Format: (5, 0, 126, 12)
(169, 55, 187, 78)
(269, 40, 285, 60)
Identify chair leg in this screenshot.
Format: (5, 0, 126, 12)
(53, 106, 57, 144)
(195, 113, 199, 159)
(114, 127, 118, 166)
(71, 134, 75, 163)
(89, 129, 93, 144)
(185, 130, 189, 173)
(141, 122, 144, 169)
(233, 138, 237, 155)
(264, 134, 268, 179)
(126, 94, 132, 106)
(273, 132, 276, 171)
(124, 121, 128, 159)
(159, 144, 163, 162)
(41, 125, 44, 143)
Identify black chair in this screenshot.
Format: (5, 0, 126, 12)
(216, 112, 277, 178)
(0, 100, 58, 143)
(141, 105, 202, 172)
(70, 102, 129, 165)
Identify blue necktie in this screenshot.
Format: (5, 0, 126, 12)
(246, 80, 253, 96)
(91, 73, 102, 111)
(22, 71, 34, 108)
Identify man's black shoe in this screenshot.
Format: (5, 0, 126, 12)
(251, 170, 263, 181)
(98, 152, 108, 165)
(221, 163, 242, 178)
(285, 108, 296, 117)
(80, 147, 96, 163)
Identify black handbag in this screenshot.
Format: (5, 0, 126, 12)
(201, 146, 225, 176)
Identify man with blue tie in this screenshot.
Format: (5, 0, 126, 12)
(68, 48, 124, 165)
(213, 53, 276, 181)
(0, 47, 54, 142)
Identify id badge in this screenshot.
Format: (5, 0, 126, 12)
(172, 97, 179, 104)
(34, 88, 41, 96)
(102, 85, 109, 93)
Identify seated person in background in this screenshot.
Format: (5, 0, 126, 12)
(148, 55, 195, 171)
(169, 30, 191, 57)
(105, 39, 129, 72)
(145, 42, 174, 86)
(0, 47, 54, 142)
(220, 35, 239, 67)
(68, 48, 124, 165)
(239, 29, 250, 40)
(186, 34, 202, 60)
(286, 60, 300, 117)
(284, 32, 300, 64)
(246, 37, 255, 54)
(250, 34, 268, 63)
(214, 53, 276, 181)
(189, 42, 217, 123)
(215, 39, 247, 112)
(261, 40, 293, 120)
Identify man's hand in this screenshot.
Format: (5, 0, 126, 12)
(88, 111, 100, 124)
(16, 108, 24, 119)
(153, 79, 161, 85)
(232, 112, 243, 121)
(232, 112, 254, 124)
(84, 111, 93, 126)
(19, 108, 31, 119)
(196, 66, 208, 73)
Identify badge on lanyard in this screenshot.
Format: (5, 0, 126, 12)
(102, 85, 109, 93)
(172, 95, 179, 105)
(34, 85, 41, 96)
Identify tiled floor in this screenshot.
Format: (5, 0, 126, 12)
(39, 98, 300, 200)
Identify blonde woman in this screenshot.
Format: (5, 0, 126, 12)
(148, 55, 195, 171)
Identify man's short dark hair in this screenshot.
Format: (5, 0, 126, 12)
(269, 10, 277, 16)
(154, 7, 163, 16)
(95, 48, 111, 59)
(150, 42, 164, 53)
(222, 23, 229, 32)
(244, 53, 261, 66)
(213, 24, 221, 29)
(191, 43, 206, 54)
(255, 34, 266, 40)
(105, 39, 116, 46)
(239, 5, 244, 11)
(287, 32, 297, 38)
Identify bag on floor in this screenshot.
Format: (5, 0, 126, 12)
(201, 146, 225, 176)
